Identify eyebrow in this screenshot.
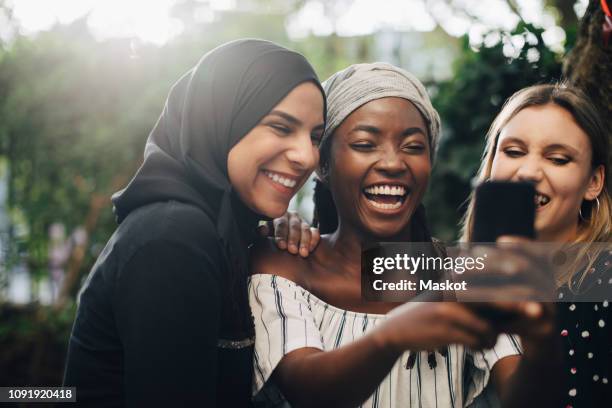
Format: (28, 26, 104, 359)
(498, 137, 527, 147)
(267, 110, 325, 130)
(349, 125, 426, 137)
(543, 143, 580, 156)
(267, 110, 301, 126)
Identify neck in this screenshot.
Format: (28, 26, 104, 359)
(327, 220, 413, 277)
(538, 222, 579, 243)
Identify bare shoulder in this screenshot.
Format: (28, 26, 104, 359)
(249, 237, 310, 288)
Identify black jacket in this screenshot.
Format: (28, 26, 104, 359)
(63, 200, 253, 407)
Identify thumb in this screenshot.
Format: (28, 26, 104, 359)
(496, 235, 532, 244)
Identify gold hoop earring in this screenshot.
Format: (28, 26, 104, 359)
(595, 196, 601, 215)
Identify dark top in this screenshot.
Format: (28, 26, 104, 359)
(63, 200, 253, 407)
(557, 249, 612, 407)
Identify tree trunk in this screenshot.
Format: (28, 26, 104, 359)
(53, 166, 138, 311)
(563, 0, 612, 140)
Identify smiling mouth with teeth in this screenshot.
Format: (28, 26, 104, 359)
(535, 192, 550, 209)
(363, 185, 409, 210)
(264, 170, 297, 189)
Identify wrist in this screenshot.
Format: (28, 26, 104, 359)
(370, 322, 401, 358)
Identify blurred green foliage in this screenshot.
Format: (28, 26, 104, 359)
(0, 6, 571, 292)
(0, 302, 76, 385)
(0, 10, 392, 297)
(1, 21, 172, 284)
(426, 22, 565, 240)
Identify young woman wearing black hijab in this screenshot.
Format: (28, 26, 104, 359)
(63, 39, 326, 407)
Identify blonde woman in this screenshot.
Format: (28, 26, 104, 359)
(461, 83, 611, 407)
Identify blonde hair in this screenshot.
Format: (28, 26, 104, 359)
(460, 83, 611, 289)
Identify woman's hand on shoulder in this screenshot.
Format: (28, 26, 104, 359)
(257, 211, 320, 257)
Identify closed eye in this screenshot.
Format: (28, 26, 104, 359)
(402, 143, 425, 154)
(350, 141, 375, 150)
(502, 148, 525, 158)
(268, 123, 291, 134)
(549, 156, 570, 165)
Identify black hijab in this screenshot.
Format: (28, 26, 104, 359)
(112, 39, 325, 339)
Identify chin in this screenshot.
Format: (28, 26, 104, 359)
(365, 223, 406, 239)
(534, 220, 553, 239)
(257, 203, 289, 219)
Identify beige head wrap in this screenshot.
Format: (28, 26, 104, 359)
(322, 62, 441, 160)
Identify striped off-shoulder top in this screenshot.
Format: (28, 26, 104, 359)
(248, 274, 521, 408)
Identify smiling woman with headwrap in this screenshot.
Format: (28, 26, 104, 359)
(248, 63, 562, 408)
(62, 39, 326, 407)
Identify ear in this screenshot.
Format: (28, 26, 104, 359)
(583, 165, 605, 201)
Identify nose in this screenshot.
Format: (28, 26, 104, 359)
(285, 131, 319, 172)
(374, 145, 407, 175)
(515, 156, 543, 184)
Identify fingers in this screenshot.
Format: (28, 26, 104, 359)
(477, 247, 532, 278)
(464, 244, 555, 301)
(438, 303, 491, 335)
(445, 326, 495, 350)
(298, 222, 312, 257)
(274, 212, 306, 255)
(297, 226, 321, 257)
(496, 235, 531, 244)
(487, 301, 543, 319)
(456, 284, 542, 303)
(287, 213, 302, 255)
(273, 213, 290, 250)
(385, 302, 499, 352)
(468, 300, 557, 342)
(494, 301, 556, 339)
(522, 301, 543, 318)
(434, 303, 498, 348)
(309, 227, 321, 252)
(272, 212, 318, 257)
(466, 301, 542, 328)
(290, 216, 320, 258)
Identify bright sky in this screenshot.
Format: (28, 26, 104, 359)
(7, 0, 588, 47)
(9, 0, 233, 45)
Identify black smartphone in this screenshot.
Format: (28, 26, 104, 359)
(469, 181, 536, 322)
(472, 181, 535, 242)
